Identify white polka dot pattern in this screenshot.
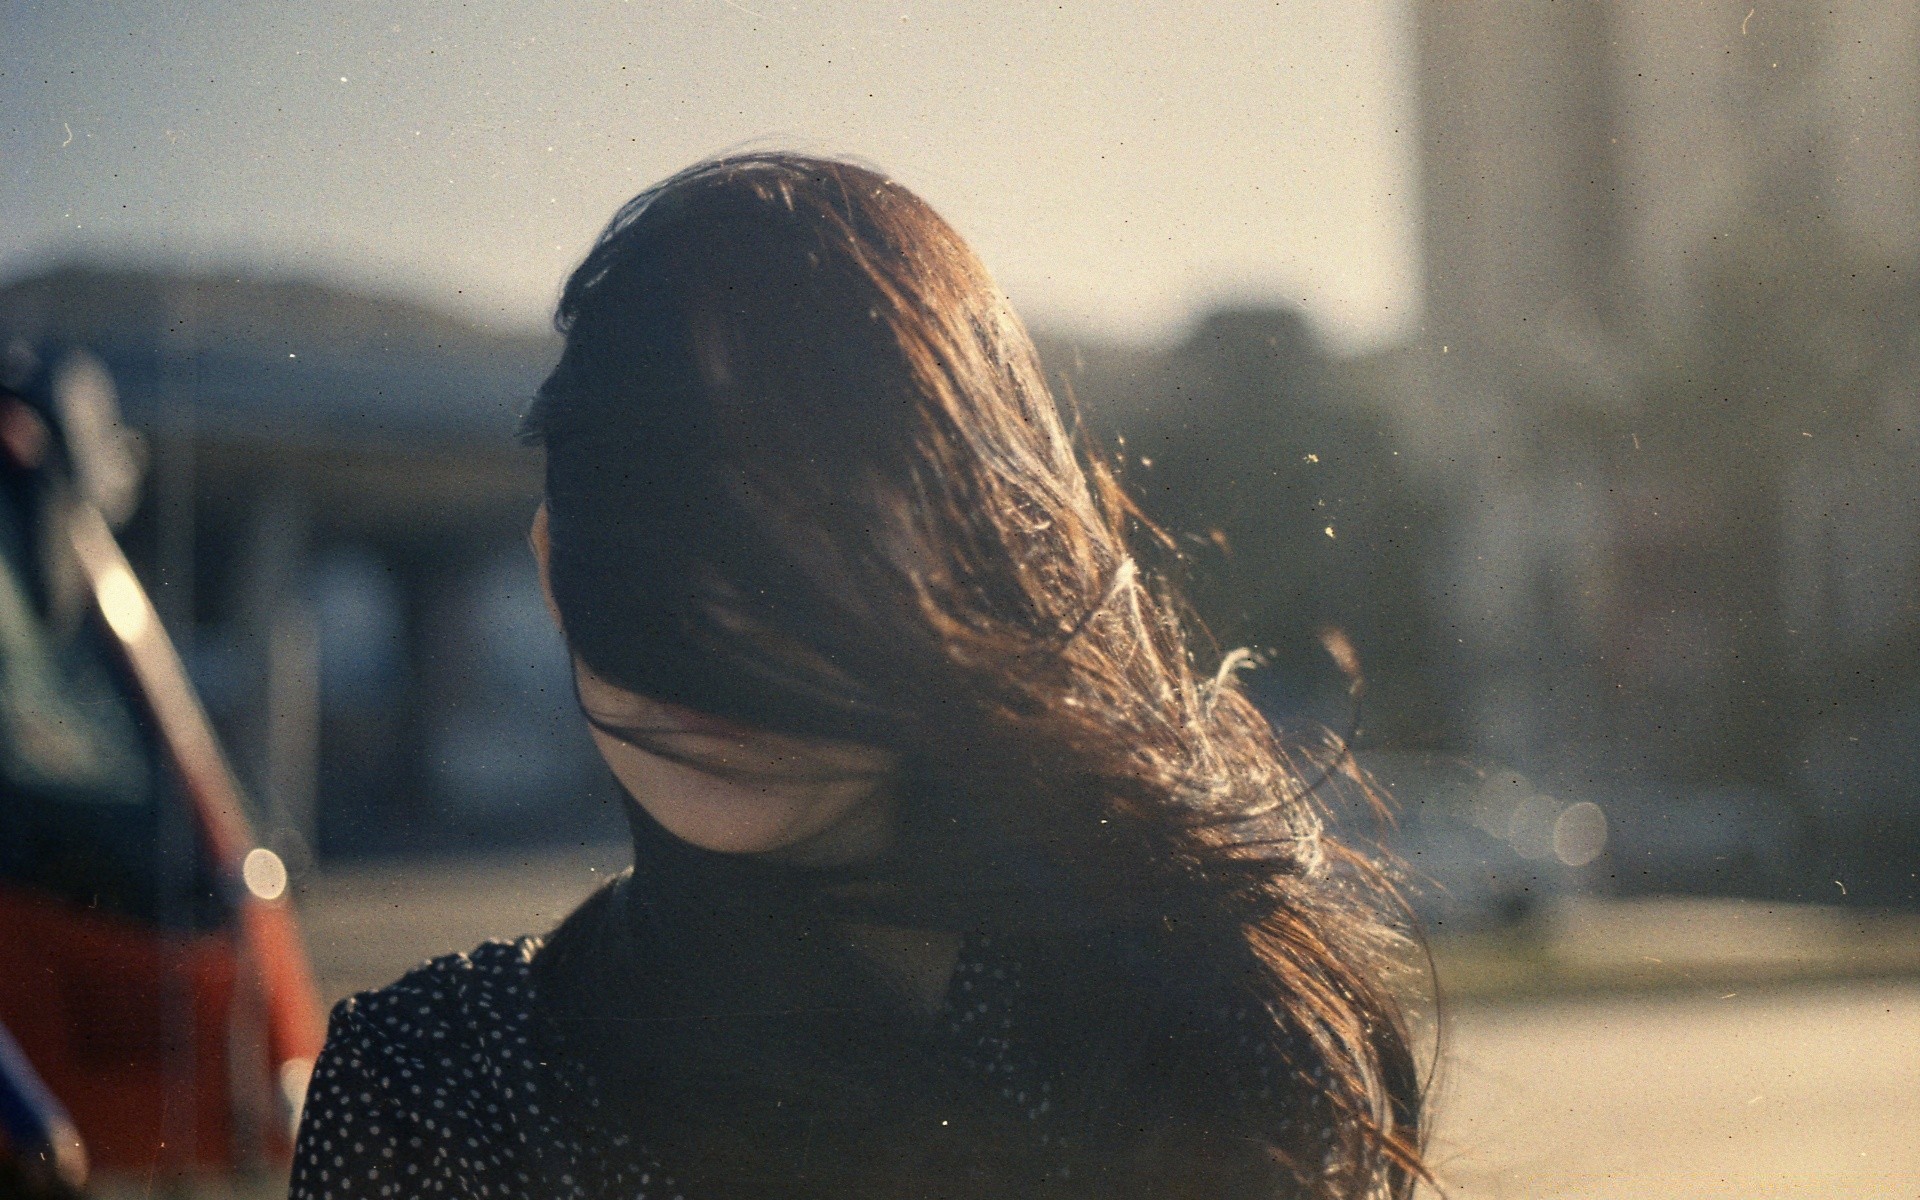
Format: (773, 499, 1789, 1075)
(289, 939, 682, 1200)
(289, 933, 1307, 1197)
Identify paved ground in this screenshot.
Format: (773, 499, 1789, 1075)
(294, 851, 1920, 1197)
(1423, 982, 1920, 1199)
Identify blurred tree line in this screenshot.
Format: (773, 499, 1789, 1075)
(1036, 309, 1452, 753)
(1039, 222, 1920, 904)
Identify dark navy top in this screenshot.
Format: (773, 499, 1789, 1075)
(289, 934, 1297, 1199)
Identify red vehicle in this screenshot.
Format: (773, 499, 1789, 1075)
(0, 347, 324, 1192)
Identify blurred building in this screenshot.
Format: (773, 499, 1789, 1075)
(1419, 0, 1920, 378)
(1403, 0, 1920, 900)
(0, 266, 622, 864)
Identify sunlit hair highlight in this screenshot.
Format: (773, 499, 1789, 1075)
(523, 151, 1428, 1198)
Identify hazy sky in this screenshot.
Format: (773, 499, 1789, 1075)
(3, 1, 1418, 351)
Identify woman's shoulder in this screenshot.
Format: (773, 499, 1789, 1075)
(291, 939, 564, 1199)
(314, 936, 557, 1102)
(308, 936, 552, 1110)
(330, 936, 544, 1044)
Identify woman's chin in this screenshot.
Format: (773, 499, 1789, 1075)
(644, 796, 819, 856)
(639, 785, 896, 865)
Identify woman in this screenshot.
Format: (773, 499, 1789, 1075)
(290, 152, 1426, 1200)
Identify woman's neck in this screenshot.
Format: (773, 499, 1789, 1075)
(635, 787, 965, 1012)
(840, 923, 965, 1016)
(772, 795, 964, 1010)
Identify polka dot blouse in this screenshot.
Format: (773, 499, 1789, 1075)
(290, 934, 1303, 1199)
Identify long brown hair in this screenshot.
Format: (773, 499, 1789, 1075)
(523, 152, 1426, 1198)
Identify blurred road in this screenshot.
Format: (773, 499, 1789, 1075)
(1424, 982, 1920, 1199)
(292, 845, 628, 1006)
(293, 853, 1920, 1197)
